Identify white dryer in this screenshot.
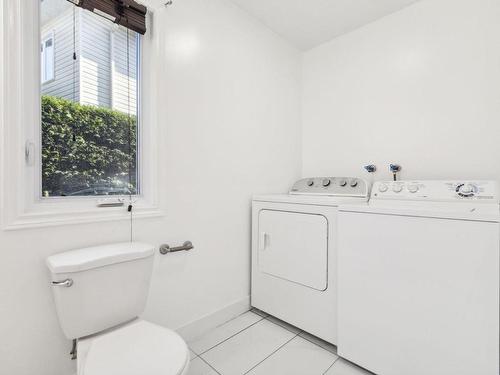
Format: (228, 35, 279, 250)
(251, 177, 370, 344)
(338, 180, 500, 375)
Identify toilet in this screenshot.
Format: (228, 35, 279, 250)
(46, 242, 190, 375)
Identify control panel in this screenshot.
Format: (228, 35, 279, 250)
(290, 177, 369, 198)
(371, 181, 499, 203)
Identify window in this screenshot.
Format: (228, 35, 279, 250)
(40, 0, 140, 198)
(41, 33, 55, 83)
(1, 0, 158, 229)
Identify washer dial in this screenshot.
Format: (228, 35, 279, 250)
(392, 184, 403, 193)
(408, 184, 419, 193)
(456, 183, 477, 197)
(378, 184, 389, 193)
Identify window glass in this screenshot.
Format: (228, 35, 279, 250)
(40, 0, 139, 197)
(42, 36, 55, 82)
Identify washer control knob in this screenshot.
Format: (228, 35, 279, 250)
(408, 184, 419, 193)
(307, 179, 314, 187)
(457, 183, 476, 197)
(392, 184, 404, 193)
(378, 183, 389, 193)
(322, 179, 331, 187)
(350, 180, 358, 187)
(339, 179, 347, 187)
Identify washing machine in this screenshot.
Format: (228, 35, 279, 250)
(251, 177, 370, 344)
(337, 180, 500, 375)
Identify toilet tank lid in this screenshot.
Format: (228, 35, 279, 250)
(46, 242, 155, 274)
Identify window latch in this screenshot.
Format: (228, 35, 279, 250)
(25, 141, 35, 166)
(97, 198, 126, 208)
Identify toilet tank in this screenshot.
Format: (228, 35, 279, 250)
(46, 242, 155, 339)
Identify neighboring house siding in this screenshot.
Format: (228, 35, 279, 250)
(80, 11, 112, 109)
(41, 8, 80, 102)
(111, 28, 138, 115)
(41, 6, 138, 115)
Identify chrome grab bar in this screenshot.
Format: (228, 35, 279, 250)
(52, 279, 73, 287)
(159, 241, 194, 255)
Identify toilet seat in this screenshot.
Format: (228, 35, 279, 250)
(77, 320, 190, 375)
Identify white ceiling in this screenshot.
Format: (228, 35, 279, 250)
(228, 0, 421, 50)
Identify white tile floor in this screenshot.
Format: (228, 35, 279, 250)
(186, 309, 373, 375)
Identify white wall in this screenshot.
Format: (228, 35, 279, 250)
(302, 0, 500, 181)
(142, 0, 301, 333)
(0, 0, 301, 374)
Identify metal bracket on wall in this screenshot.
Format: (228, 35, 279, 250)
(159, 241, 194, 255)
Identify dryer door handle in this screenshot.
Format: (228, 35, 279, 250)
(259, 232, 269, 251)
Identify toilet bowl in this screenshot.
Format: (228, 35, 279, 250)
(77, 320, 190, 375)
(46, 242, 190, 375)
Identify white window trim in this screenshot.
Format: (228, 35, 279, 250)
(0, 1, 161, 230)
(41, 31, 55, 84)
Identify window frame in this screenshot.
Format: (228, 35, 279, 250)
(39, 16, 141, 200)
(0, 1, 161, 230)
(40, 31, 55, 84)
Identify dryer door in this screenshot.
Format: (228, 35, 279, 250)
(258, 209, 328, 291)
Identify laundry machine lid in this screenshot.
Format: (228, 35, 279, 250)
(79, 320, 189, 375)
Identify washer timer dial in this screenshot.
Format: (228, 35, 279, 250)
(456, 183, 477, 198)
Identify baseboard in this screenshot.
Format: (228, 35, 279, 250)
(176, 296, 250, 342)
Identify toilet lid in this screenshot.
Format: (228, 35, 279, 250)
(80, 320, 189, 375)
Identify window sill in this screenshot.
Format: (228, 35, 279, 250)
(2, 205, 163, 231)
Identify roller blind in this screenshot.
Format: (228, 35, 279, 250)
(67, 0, 147, 35)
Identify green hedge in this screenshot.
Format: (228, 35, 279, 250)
(42, 95, 137, 196)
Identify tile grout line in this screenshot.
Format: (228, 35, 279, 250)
(297, 332, 338, 355)
(322, 357, 341, 375)
(197, 355, 223, 375)
(264, 316, 338, 356)
(262, 313, 337, 354)
(241, 332, 301, 375)
(189, 352, 199, 360)
(262, 314, 341, 359)
(197, 315, 266, 356)
(206, 309, 261, 333)
(192, 308, 342, 375)
(189, 351, 203, 372)
(193, 309, 340, 375)
(189, 309, 262, 355)
(259, 320, 340, 375)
